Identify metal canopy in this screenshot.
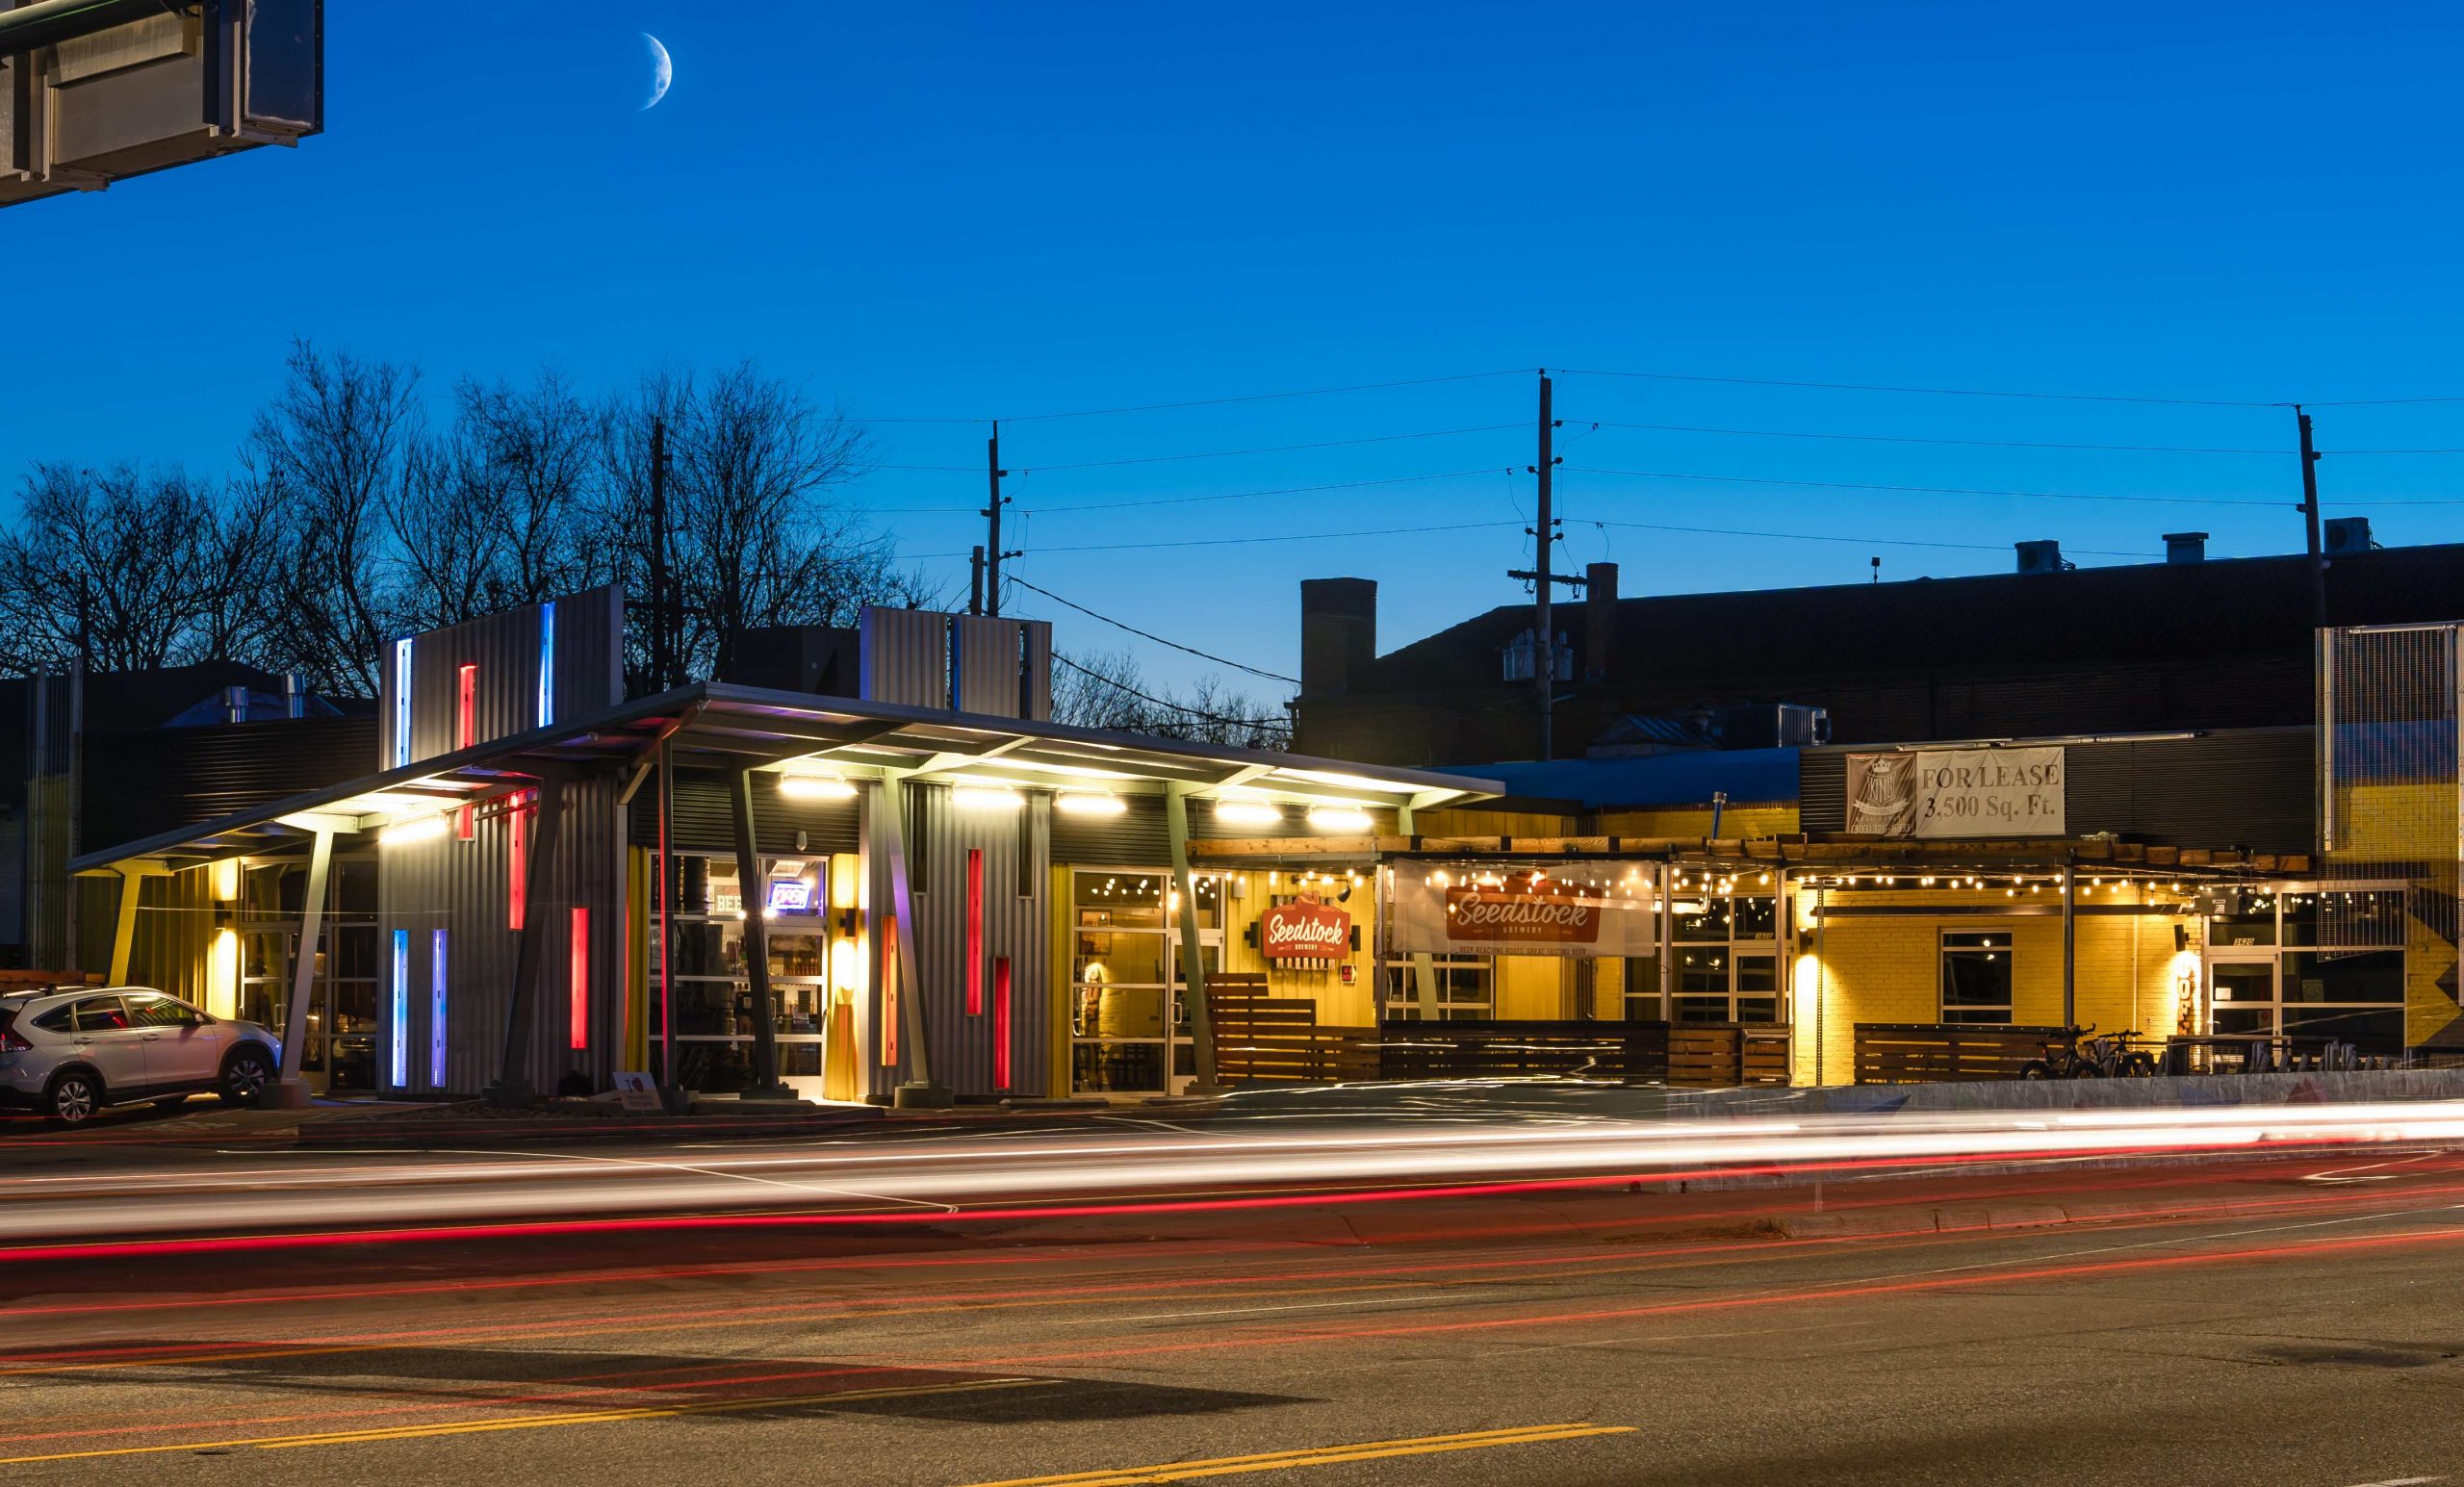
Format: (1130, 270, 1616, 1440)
(71, 680, 1502, 873)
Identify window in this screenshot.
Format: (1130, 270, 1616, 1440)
(1651, 891, 1778, 1024)
(126, 994, 199, 1028)
(1381, 956, 1495, 1020)
(71, 996, 133, 1032)
(31, 1003, 74, 1034)
(1940, 932, 2015, 1024)
(2204, 885, 2407, 1054)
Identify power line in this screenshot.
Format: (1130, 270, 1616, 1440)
(1050, 651, 1293, 728)
(1017, 519, 1525, 555)
(1007, 575, 1297, 684)
(1015, 467, 1513, 516)
(1012, 423, 1522, 474)
(1554, 367, 2284, 409)
(1578, 420, 2286, 455)
(1574, 517, 2160, 559)
(856, 369, 1527, 428)
(1563, 465, 2286, 507)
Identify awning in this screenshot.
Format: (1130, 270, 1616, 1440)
(70, 681, 1503, 873)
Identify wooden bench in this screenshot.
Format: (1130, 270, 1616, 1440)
(1853, 1023, 2072, 1084)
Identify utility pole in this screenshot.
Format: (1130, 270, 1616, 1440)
(2296, 405, 2327, 630)
(969, 547, 986, 615)
(983, 422, 1012, 617)
(648, 416, 669, 690)
(1502, 372, 1569, 759)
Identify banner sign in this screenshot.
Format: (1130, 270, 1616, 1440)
(1390, 871, 1659, 960)
(1844, 746, 2066, 838)
(1259, 895, 1351, 961)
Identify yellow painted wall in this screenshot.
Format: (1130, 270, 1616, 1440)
(1787, 885, 2198, 1086)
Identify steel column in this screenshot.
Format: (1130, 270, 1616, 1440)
(730, 766, 793, 1100)
(267, 827, 332, 1109)
(876, 773, 948, 1106)
(1166, 784, 1224, 1094)
(489, 777, 564, 1105)
(2061, 859, 2078, 1030)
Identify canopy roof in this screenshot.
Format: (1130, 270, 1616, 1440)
(71, 681, 1502, 872)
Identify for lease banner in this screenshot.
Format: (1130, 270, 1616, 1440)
(1390, 872, 1659, 959)
(1844, 746, 2066, 838)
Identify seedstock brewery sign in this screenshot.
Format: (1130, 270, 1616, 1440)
(1392, 872, 1657, 959)
(1844, 746, 2066, 838)
(1259, 895, 1351, 961)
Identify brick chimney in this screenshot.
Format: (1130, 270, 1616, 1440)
(1582, 562, 1618, 680)
(1300, 578, 1377, 696)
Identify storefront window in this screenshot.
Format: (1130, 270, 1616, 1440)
(1069, 866, 1222, 1093)
(2204, 885, 2407, 1053)
(654, 850, 842, 1093)
(1646, 892, 1778, 1023)
(1380, 957, 1495, 1019)
(1940, 932, 2014, 1024)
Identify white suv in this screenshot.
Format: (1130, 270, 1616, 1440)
(0, 987, 281, 1126)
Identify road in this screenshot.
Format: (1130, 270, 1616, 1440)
(9, 1133, 2464, 1485)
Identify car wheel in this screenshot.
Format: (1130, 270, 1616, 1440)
(219, 1048, 274, 1107)
(2019, 1060, 2053, 1081)
(47, 1070, 100, 1126)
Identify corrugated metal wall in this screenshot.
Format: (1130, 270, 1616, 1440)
(629, 769, 860, 857)
(82, 716, 376, 850)
(380, 585, 624, 767)
(1051, 794, 1171, 864)
(1800, 728, 2315, 850)
(865, 782, 1049, 1100)
(126, 865, 217, 1004)
(378, 775, 628, 1094)
(860, 608, 949, 711)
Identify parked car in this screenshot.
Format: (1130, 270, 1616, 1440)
(0, 987, 280, 1126)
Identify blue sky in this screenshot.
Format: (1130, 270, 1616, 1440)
(11, 2, 2464, 692)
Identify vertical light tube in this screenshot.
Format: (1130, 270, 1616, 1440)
(964, 848, 985, 1015)
(880, 915, 900, 1067)
(455, 663, 477, 839)
(993, 956, 1012, 1090)
(389, 929, 409, 1089)
(508, 792, 527, 932)
(430, 929, 449, 1089)
(537, 601, 557, 729)
(391, 637, 413, 767)
(569, 906, 589, 1051)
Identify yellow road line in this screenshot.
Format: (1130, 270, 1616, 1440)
(0, 1376, 1046, 1467)
(950, 1423, 1637, 1486)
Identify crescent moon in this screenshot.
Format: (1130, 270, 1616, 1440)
(641, 33, 672, 111)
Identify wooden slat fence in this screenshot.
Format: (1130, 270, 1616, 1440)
(1853, 1023, 2072, 1084)
(1207, 976, 1376, 1086)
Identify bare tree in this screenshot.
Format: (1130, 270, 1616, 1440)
(0, 463, 222, 673)
(386, 370, 603, 630)
(600, 365, 933, 691)
(246, 340, 423, 695)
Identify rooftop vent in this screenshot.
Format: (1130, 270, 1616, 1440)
(2164, 531, 2208, 565)
(2015, 540, 2074, 575)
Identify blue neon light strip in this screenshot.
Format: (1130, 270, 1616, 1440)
(392, 638, 413, 766)
(389, 929, 409, 1089)
(537, 601, 556, 729)
(430, 929, 449, 1089)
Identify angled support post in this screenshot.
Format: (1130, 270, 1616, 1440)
(489, 771, 567, 1107)
(267, 826, 334, 1110)
(1166, 783, 1225, 1095)
(731, 766, 795, 1101)
(876, 772, 949, 1108)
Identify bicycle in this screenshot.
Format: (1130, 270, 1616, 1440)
(2021, 1025, 2158, 1080)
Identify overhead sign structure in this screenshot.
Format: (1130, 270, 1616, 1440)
(2, 0, 323, 210)
(1391, 871, 1659, 960)
(1845, 746, 2066, 838)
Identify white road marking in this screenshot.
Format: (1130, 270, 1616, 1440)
(2333, 1476, 2444, 1486)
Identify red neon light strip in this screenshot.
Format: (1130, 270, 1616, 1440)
(455, 664, 476, 839)
(569, 906, 589, 1051)
(993, 956, 1012, 1090)
(508, 793, 527, 932)
(964, 849, 984, 1015)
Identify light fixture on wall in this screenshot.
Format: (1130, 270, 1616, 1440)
(778, 773, 857, 802)
(1306, 805, 1373, 832)
(1055, 792, 1126, 817)
(379, 813, 449, 847)
(1214, 799, 1282, 828)
(954, 784, 1025, 811)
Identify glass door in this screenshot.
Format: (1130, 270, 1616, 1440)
(2207, 953, 2278, 1038)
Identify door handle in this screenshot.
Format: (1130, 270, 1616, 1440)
(141, 1033, 162, 1041)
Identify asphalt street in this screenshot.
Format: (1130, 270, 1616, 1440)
(8, 1142, 2464, 1486)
